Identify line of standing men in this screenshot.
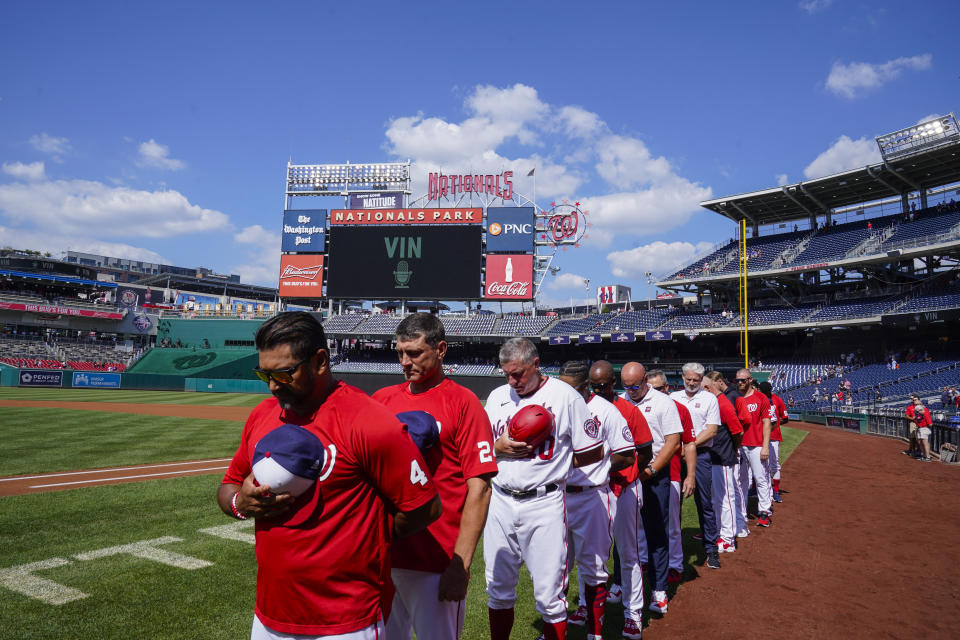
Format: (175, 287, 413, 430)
(219, 311, 787, 640)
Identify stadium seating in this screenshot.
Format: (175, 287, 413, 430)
(322, 314, 366, 333)
(496, 315, 554, 336)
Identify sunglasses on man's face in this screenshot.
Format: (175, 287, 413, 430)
(590, 381, 613, 391)
(622, 384, 642, 391)
(735, 378, 751, 384)
(652, 384, 667, 392)
(253, 355, 311, 384)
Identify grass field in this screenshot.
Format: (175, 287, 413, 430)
(0, 388, 807, 639)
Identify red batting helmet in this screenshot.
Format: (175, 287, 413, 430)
(508, 404, 555, 449)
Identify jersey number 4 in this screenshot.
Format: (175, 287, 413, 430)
(410, 460, 429, 486)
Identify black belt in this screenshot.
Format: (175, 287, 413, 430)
(566, 484, 604, 493)
(495, 483, 560, 500)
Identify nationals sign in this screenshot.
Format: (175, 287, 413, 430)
(278, 255, 324, 297)
(330, 208, 481, 225)
(485, 254, 533, 300)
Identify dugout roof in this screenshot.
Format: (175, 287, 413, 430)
(700, 139, 960, 225)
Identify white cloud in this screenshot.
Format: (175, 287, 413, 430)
(776, 173, 789, 186)
(917, 113, 943, 125)
(385, 83, 709, 239)
(826, 54, 932, 99)
(804, 135, 881, 179)
(231, 224, 281, 286)
(607, 240, 714, 279)
(137, 139, 186, 170)
(0, 224, 170, 263)
(555, 106, 605, 139)
(0, 179, 229, 238)
(28, 133, 71, 162)
(2, 161, 46, 181)
(545, 272, 592, 291)
(581, 180, 712, 239)
(799, 0, 832, 13)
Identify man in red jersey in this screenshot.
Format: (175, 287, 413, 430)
(219, 312, 441, 640)
(703, 371, 744, 549)
(733, 369, 773, 529)
(587, 360, 653, 640)
(373, 312, 498, 640)
(759, 381, 788, 502)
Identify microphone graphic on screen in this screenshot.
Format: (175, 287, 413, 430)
(394, 260, 412, 288)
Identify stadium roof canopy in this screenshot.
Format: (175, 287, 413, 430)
(701, 117, 960, 226)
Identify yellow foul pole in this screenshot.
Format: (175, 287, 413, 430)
(739, 219, 749, 368)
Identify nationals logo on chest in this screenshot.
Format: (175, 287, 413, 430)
(584, 416, 600, 439)
(747, 403, 758, 413)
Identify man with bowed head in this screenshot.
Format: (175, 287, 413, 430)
(558, 360, 637, 640)
(484, 338, 603, 640)
(587, 360, 654, 640)
(372, 312, 498, 640)
(619, 362, 683, 617)
(733, 369, 773, 529)
(218, 312, 441, 640)
(669, 363, 722, 570)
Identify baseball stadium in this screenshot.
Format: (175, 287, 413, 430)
(2, 113, 959, 640)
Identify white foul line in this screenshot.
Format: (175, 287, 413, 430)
(30, 466, 229, 489)
(0, 458, 233, 483)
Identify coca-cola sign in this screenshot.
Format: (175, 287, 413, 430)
(486, 281, 530, 297)
(484, 254, 533, 300)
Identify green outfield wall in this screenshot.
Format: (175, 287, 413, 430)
(128, 348, 258, 379)
(156, 318, 265, 349)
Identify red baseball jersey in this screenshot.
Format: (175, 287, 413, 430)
(222, 383, 437, 636)
(608, 395, 654, 492)
(735, 391, 771, 447)
(373, 377, 498, 573)
(770, 394, 788, 442)
(670, 400, 696, 482)
(716, 392, 743, 436)
(905, 403, 932, 427)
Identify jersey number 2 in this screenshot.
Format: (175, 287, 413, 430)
(477, 441, 493, 464)
(410, 460, 428, 486)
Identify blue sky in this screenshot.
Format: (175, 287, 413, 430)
(1, 1, 956, 308)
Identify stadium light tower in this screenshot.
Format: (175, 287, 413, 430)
(876, 114, 959, 161)
(285, 161, 412, 206)
(645, 272, 653, 310)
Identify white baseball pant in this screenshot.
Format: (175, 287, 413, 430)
(566, 485, 616, 604)
(385, 568, 465, 640)
(484, 487, 569, 623)
(668, 479, 683, 571)
(769, 440, 781, 481)
(733, 461, 749, 536)
(739, 446, 772, 515)
(711, 463, 737, 545)
(252, 615, 384, 640)
(612, 479, 647, 622)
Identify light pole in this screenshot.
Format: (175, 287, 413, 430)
(584, 278, 591, 314)
(645, 272, 653, 310)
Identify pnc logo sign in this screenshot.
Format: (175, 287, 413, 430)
(488, 222, 532, 236)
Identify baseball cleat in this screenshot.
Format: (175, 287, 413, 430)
(622, 618, 643, 639)
(567, 605, 587, 626)
(692, 532, 703, 540)
(606, 583, 622, 603)
(667, 568, 683, 585)
(718, 539, 736, 553)
(705, 552, 721, 569)
(773, 491, 783, 503)
(756, 511, 772, 527)
(648, 590, 668, 614)
(736, 529, 750, 538)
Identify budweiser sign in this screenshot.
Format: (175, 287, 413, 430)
(484, 254, 533, 300)
(279, 255, 324, 297)
(281, 264, 322, 279)
(486, 281, 530, 297)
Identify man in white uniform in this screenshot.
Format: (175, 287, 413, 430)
(484, 339, 603, 640)
(557, 360, 635, 640)
(669, 362, 721, 570)
(620, 362, 682, 616)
